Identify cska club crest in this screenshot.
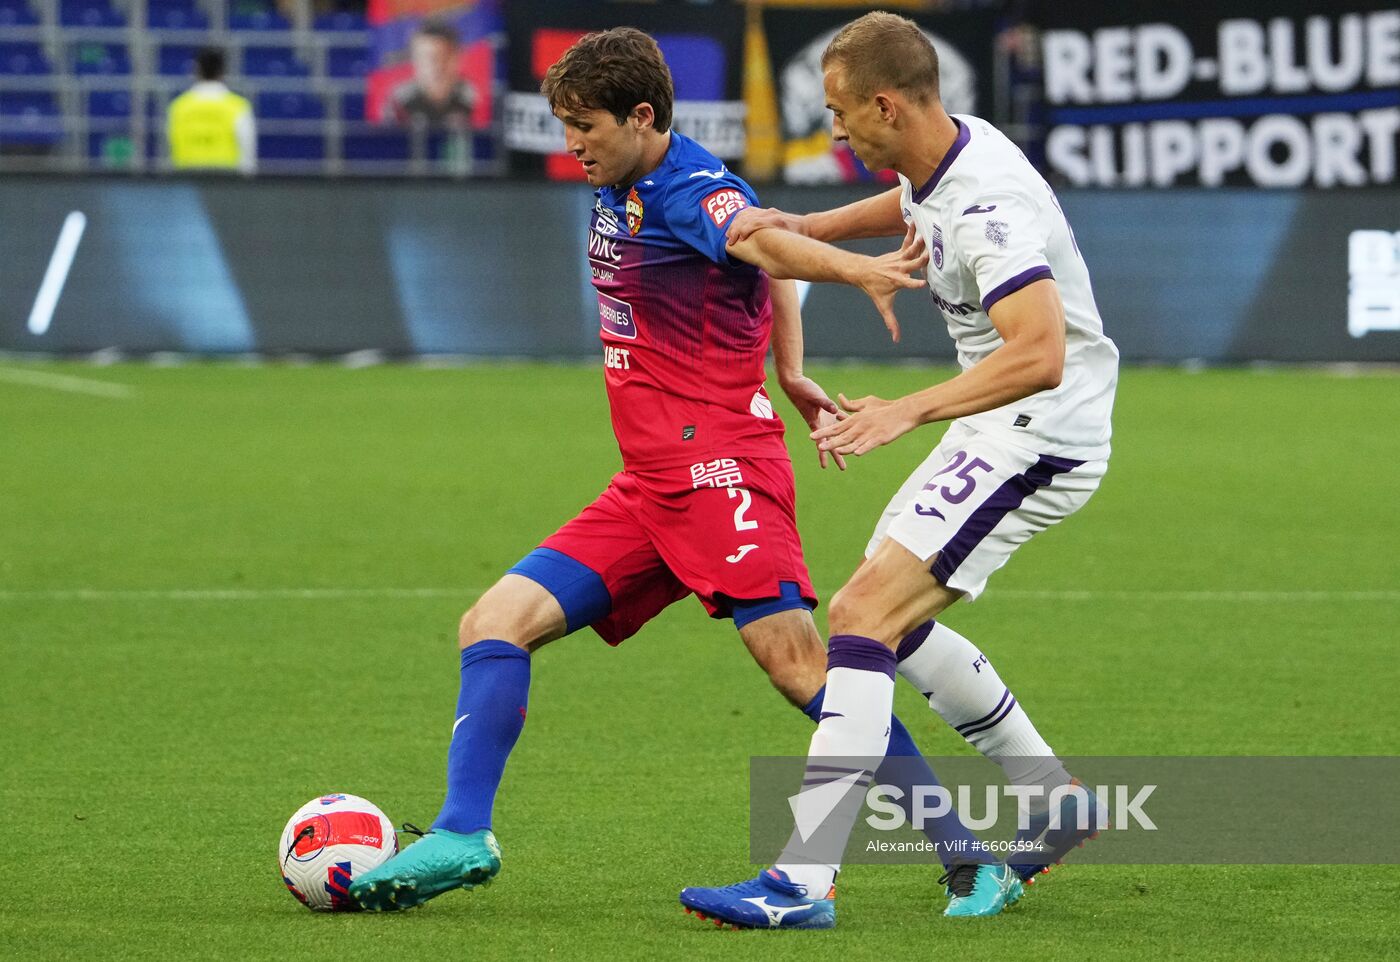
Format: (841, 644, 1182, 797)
(626, 187, 644, 236)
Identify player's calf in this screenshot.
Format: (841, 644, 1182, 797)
(736, 605, 827, 708)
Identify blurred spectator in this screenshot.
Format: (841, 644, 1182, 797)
(381, 19, 476, 130)
(167, 48, 257, 174)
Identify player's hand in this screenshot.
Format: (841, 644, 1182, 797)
(726, 206, 808, 247)
(779, 374, 848, 471)
(811, 393, 920, 457)
(857, 226, 927, 343)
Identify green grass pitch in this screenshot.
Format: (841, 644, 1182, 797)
(2, 360, 1397, 961)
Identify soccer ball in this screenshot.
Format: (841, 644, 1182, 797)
(278, 793, 398, 911)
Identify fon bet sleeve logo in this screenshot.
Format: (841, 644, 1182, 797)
(704, 188, 748, 228)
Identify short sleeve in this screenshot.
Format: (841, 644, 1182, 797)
(949, 190, 1054, 313)
(664, 169, 760, 266)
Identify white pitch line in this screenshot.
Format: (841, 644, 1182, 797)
(0, 366, 134, 399)
(0, 587, 1396, 603)
(997, 589, 1400, 603)
(28, 210, 87, 335)
(0, 587, 463, 602)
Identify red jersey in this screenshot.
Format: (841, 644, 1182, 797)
(588, 133, 788, 472)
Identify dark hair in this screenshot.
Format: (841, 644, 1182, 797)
(415, 18, 459, 47)
(822, 11, 941, 104)
(541, 27, 674, 133)
(194, 47, 226, 81)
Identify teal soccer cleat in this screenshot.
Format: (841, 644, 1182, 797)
(940, 862, 1023, 917)
(349, 828, 501, 911)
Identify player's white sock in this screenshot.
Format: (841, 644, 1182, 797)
(897, 621, 1070, 812)
(776, 635, 895, 897)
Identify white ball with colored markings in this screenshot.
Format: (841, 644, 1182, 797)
(278, 794, 397, 911)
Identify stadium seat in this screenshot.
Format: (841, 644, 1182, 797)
(72, 42, 132, 76)
(85, 91, 134, 164)
(256, 91, 325, 120)
(228, 3, 290, 32)
(158, 45, 198, 76)
(259, 134, 325, 160)
(343, 130, 410, 161)
(87, 89, 132, 117)
(339, 92, 365, 121)
(0, 0, 39, 26)
(147, 1, 209, 30)
(314, 11, 367, 32)
(59, 0, 125, 27)
(87, 131, 135, 162)
(0, 89, 63, 146)
(0, 89, 58, 114)
(326, 46, 370, 78)
(242, 46, 308, 77)
(0, 42, 52, 75)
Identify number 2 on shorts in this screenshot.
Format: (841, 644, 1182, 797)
(728, 488, 759, 531)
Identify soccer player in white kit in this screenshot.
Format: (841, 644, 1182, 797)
(680, 11, 1119, 928)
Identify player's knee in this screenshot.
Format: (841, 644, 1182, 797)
(457, 604, 530, 652)
(826, 585, 868, 638)
(828, 582, 909, 647)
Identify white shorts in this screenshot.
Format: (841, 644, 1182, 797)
(866, 421, 1107, 601)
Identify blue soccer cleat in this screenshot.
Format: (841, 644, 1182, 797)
(349, 828, 501, 911)
(940, 862, 1023, 917)
(1008, 784, 1105, 884)
(680, 868, 836, 930)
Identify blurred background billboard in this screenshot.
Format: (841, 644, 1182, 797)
(0, 0, 1395, 362)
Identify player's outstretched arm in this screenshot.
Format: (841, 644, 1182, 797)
(726, 187, 906, 246)
(769, 277, 846, 471)
(728, 225, 927, 341)
(812, 279, 1067, 457)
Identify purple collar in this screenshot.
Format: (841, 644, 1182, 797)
(911, 118, 970, 204)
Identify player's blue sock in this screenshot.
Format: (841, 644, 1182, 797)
(432, 640, 530, 835)
(801, 686, 988, 867)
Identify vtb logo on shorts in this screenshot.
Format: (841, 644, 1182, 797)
(691, 458, 745, 489)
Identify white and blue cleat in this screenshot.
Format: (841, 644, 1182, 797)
(680, 868, 836, 930)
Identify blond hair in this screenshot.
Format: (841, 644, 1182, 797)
(822, 11, 940, 103)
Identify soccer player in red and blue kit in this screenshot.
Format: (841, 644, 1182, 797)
(350, 27, 1006, 919)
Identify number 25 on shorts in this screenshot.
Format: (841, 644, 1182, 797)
(915, 451, 994, 519)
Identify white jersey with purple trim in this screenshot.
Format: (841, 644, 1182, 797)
(898, 114, 1119, 460)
